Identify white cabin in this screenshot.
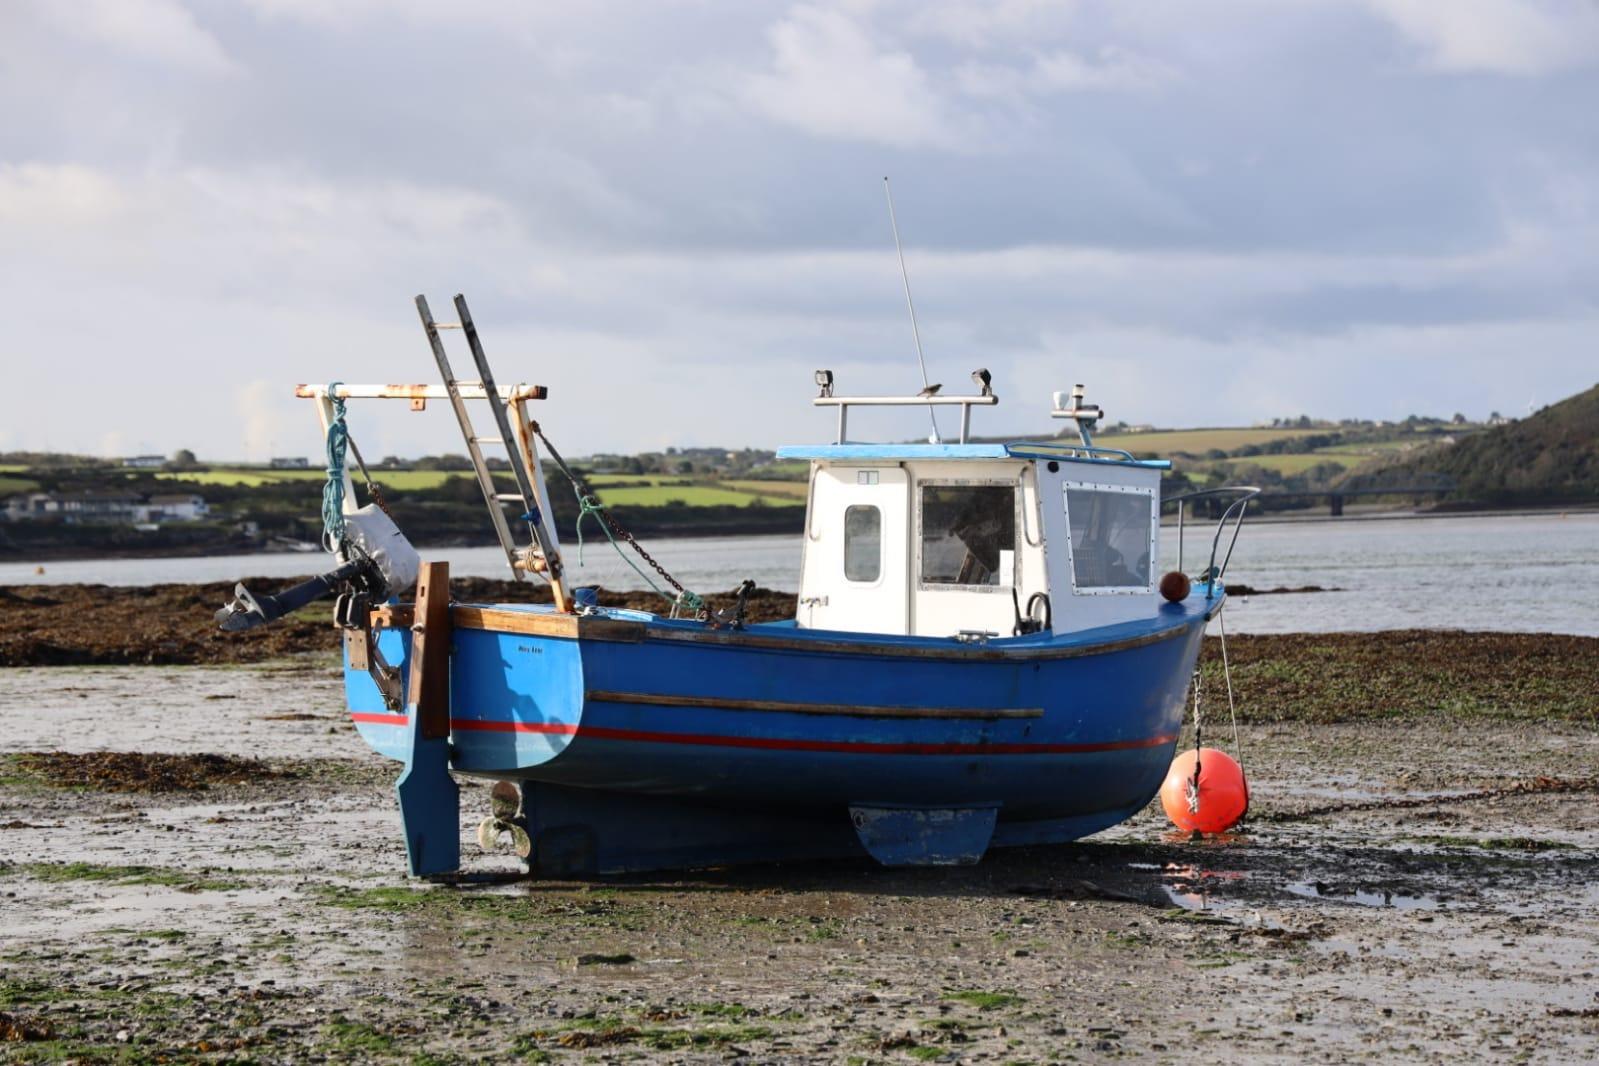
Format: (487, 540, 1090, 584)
(781, 386, 1170, 639)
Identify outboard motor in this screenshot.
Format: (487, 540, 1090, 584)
(215, 505, 421, 631)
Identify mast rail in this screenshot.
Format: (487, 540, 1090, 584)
(813, 392, 999, 445)
(295, 383, 548, 402)
(1008, 441, 1137, 462)
(1162, 487, 1260, 599)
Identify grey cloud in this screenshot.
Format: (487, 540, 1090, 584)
(0, 0, 1595, 460)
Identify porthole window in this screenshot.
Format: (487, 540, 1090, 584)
(844, 505, 882, 582)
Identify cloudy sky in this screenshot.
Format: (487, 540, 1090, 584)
(1, 0, 1595, 460)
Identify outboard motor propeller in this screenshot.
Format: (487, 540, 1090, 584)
(215, 557, 382, 632)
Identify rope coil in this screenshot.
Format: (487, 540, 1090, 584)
(321, 382, 349, 552)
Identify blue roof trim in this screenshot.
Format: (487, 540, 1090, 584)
(775, 443, 1169, 469)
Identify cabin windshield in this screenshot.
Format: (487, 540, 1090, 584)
(1065, 485, 1152, 591)
(919, 484, 1016, 587)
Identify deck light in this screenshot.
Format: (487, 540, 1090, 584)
(971, 368, 992, 396)
(814, 369, 833, 397)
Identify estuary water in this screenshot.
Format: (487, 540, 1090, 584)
(3, 512, 1595, 636)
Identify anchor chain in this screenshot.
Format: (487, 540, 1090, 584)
(528, 421, 707, 619)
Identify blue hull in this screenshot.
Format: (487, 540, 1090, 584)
(347, 594, 1215, 874)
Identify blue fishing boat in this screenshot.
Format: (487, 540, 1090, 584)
(216, 295, 1253, 877)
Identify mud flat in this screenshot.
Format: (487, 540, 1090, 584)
(0, 654, 1596, 1063)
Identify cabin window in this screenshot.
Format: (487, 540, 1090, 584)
(843, 505, 882, 582)
(1064, 485, 1154, 592)
(919, 484, 1016, 587)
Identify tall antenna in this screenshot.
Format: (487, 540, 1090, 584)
(884, 176, 941, 443)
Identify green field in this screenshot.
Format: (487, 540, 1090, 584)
(156, 468, 469, 490)
(1218, 453, 1350, 476)
(721, 479, 808, 499)
(594, 483, 804, 508)
(582, 474, 694, 488)
(1094, 427, 1324, 456)
(744, 461, 810, 480)
(1314, 440, 1423, 457)
(0, 476, 38, 494)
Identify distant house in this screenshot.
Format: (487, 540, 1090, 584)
(2, 490, 208, 524)
(270, 456, 311, 469)
(4, 493, 58, 521)
(146, 493, 209, 522)
(51, 491, 146, 524)
(122, 455, 166, 469)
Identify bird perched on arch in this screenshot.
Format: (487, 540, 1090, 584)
(918, 383, 942, 398)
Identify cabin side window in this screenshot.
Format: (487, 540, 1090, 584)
(1063, 485, 1153, 592)
(843, 505, 882, 582)
(918, 484, 1016, 587)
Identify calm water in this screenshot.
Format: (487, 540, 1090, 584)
(4, 513, 1595, 636)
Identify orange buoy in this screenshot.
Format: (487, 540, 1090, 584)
(1158, 570, 1190, 603)
(1161, 747, 1248, 834)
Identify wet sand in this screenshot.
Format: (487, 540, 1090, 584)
(1, 657, 1596, 1062)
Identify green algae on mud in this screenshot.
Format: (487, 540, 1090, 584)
(5, 861, 247, 892)
(1196, 629, 1599, 722)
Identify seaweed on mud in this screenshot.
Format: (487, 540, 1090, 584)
(3, 751, 281, 793)
(0, 1010, 53, 1043)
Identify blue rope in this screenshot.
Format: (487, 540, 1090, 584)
(321, 382, 349, 551)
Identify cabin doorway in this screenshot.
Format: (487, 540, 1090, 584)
(800, 466, 909, 634)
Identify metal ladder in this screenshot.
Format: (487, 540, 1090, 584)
(415, 293, 569, 612)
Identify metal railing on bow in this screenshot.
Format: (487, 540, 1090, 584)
(1162, 487, 1261, 600)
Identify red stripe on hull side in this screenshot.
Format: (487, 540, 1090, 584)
(352, 711, 1175, 756)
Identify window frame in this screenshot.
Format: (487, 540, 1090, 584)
(913, 478, 1022, 594)
(1061, 481, 1157, 596)
(842, 503, 884, 585)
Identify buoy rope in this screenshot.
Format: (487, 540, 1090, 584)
(1187, 669, 1203, 815)
(1218, 605, 1244, 770)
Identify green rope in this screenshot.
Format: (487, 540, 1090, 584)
(569, 487, 705, 617)
(320, 382, 349, 551)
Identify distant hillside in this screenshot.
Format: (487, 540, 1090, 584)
(1383, 384, 1599, 504)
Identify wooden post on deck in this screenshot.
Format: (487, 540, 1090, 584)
(394, 561, 460, 876)
(408, 561, 453, 740)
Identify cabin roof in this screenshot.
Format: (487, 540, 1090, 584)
(774, 442, 1170, 470)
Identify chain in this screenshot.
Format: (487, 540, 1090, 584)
(529, 422, 707, 617)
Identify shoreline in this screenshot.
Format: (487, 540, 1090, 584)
(3, 583, 1597, 729)
(4, 503, 1595, 566)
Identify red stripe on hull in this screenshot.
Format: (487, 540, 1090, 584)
(351, 712, 1174, 756)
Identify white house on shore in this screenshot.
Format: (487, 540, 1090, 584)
(2, 491, 209, 525)
(145, 494, 209, 522)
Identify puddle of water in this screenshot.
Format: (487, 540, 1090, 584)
(1285, 881, 1441, 910)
